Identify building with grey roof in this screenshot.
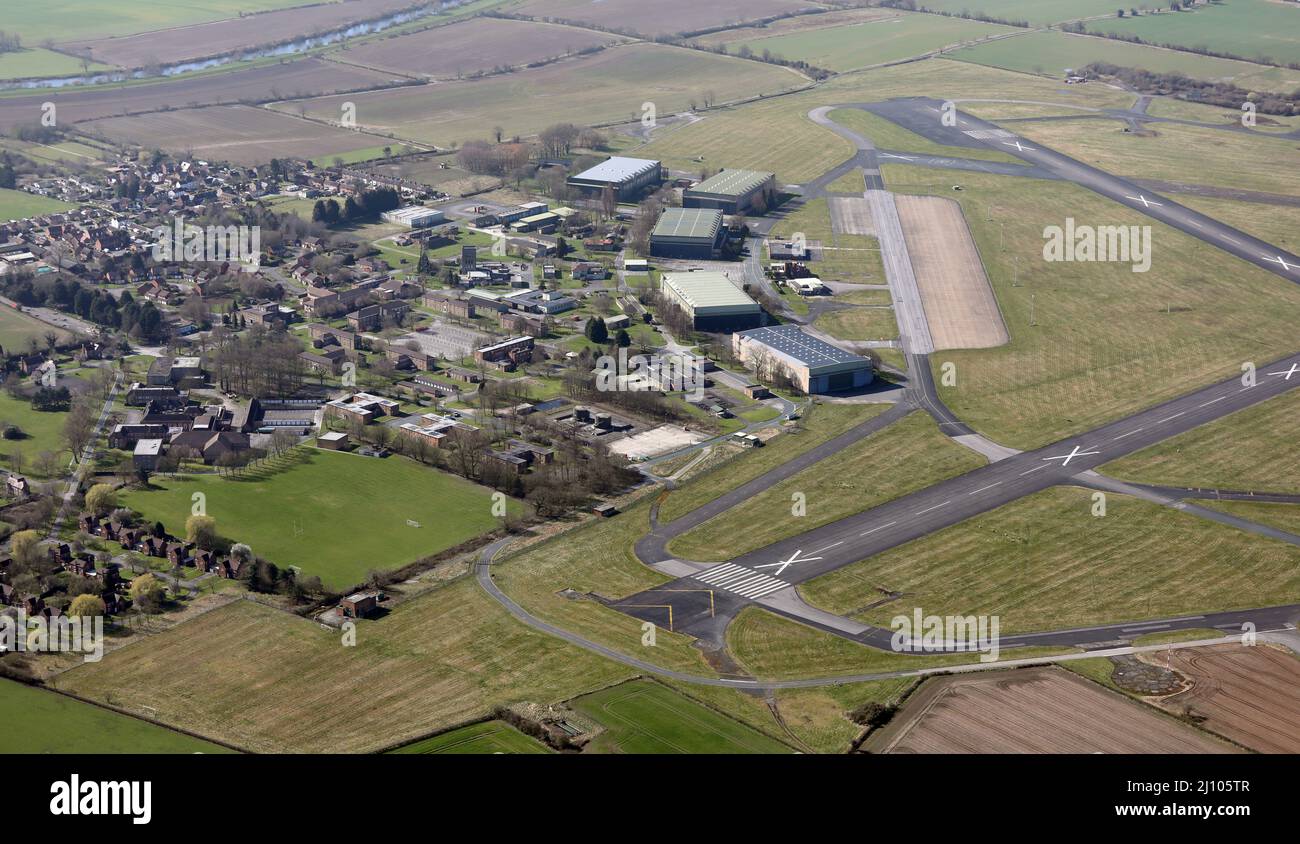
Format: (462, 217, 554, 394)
(732, 324, 873, 394)
(683, 169, 777, 214)
(649, 207, 725, 259)
(659, 271, 762, 332)
(568, 156, 663, 200)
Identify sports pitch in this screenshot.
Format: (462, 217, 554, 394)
(122, 448, 515, 590)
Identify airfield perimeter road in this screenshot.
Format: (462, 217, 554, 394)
(481, 100, 1300, 680)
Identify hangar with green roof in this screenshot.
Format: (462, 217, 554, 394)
(649, 207, 726, 259)
(683, 169, 777, 214)
(659, 271, 763, 331)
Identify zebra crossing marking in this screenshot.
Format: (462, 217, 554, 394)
(693, 563, 791, 600)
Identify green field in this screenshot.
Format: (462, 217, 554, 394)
(1084, 0, 1300, 67)
(1201, 501, 1300, 536)
(278, 43, 803, 148)
(4, 0, 322, 44)
(668, 411, 985, 561)
(122, 449, 515, 590)
(570, 680, 792, 754)
(950, 29, 1282, 84)
(714, 10, 1019, 72)
(0, 187, 75, 221)
(883, 164, 1300, 449)
(0, 679, 231, 753)
(1167, 195, 1300, 256)
(0, 48, 112, 80)
(917, 0, 1125, 26)
(1104, 389, 1300, 493)
(815, 305, 899, 341)
(0, 306, 72, 353)
(0, 390, 72, 475)
(800, 486, 1300, 635)
(54, 579, 636, 752)
(389, 720, 550, 754)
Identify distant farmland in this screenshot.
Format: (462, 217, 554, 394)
(275, 43, 806, 147)
(61, 0, 431, 69)
(1084, 0, 1300, 68)
(913, 0, 1122, 27)
(78, 104, 403, 166)
(705, 9, 1019, 72)
(0, 58, 403, 134)
(335, 17, 624, 79)
(950, 30, 1290, 89)
(511, 0, 821, 38)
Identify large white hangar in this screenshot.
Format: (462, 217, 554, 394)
(732, 324, 874, 394)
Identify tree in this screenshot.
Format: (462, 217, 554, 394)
(616, 328, 631, 348)
(584, 316, 608, 345)
(186, 514, 218, 550)
(85, 483, 118, 516)
(11, 529, 41, 566)
(68, 594, 106, 618)
(129, 573, 165, 613)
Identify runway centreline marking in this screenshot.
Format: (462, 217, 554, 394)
(1157, 412, 1186, 423)
(914, 500, 951, 516)
(1199, 396, 1227, 408)
(969, 481, 1003, 495)
(1020, 464, 1049, 476)
(859, 521, 897, 536)
(1113, 427, 1143, 441)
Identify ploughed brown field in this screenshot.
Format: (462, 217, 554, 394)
(1149, 643, 1300, 754)
(512, 0, 820, 38)
(62, 0, 425, 69)
(866, 667, 1236, 754)
(336, 16, 624, 79)
(0, 59, 400, 133)
(79, 104, 396, 165)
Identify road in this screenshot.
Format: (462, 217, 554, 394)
(48, 368, 122, 540)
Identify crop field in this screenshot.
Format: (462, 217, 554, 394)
(1104, 389, 1300, 494)
(0, 59, 401, 134)
(707, 9, 1020, 73)
(949, 30, 1286, 86)
(389, 720, 550, 754)
(276, 44, 805, 148)
(510, 0, 819, 38)
(1152, 644, 1300, 754)
(1083, 0, 1300, 68)
(801, 486, 1300, 636)
(79, 104, 396, 166)
(668, 411, 985, 561)
(61, 0, 431, 68)
(882, 164, 1300, 449)
(335, 17, 624, 79)
(0, 187, 76, 221)
(53, 580, 636, 753)
(864, 667, 1235, 753)
(3, 0, 320, 44)
(775, 678, 916, 753)
(122, 449, 513, 590)
(0, 49, 113, 81)
(0, 679, 231, 753)
(570, 680, 793, 754)
(914, 0, 1124, 26)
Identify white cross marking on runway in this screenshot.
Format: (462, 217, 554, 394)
(1268, 364, 1300, 380)
(1002, 139, 1035, 152)
(693, 563, 791, 599)
(754, 549, 822, 578)
(1264, 255, 1298, 272)
(1042, 445, 1101, 466)
(1126, 194, 1163, 208)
